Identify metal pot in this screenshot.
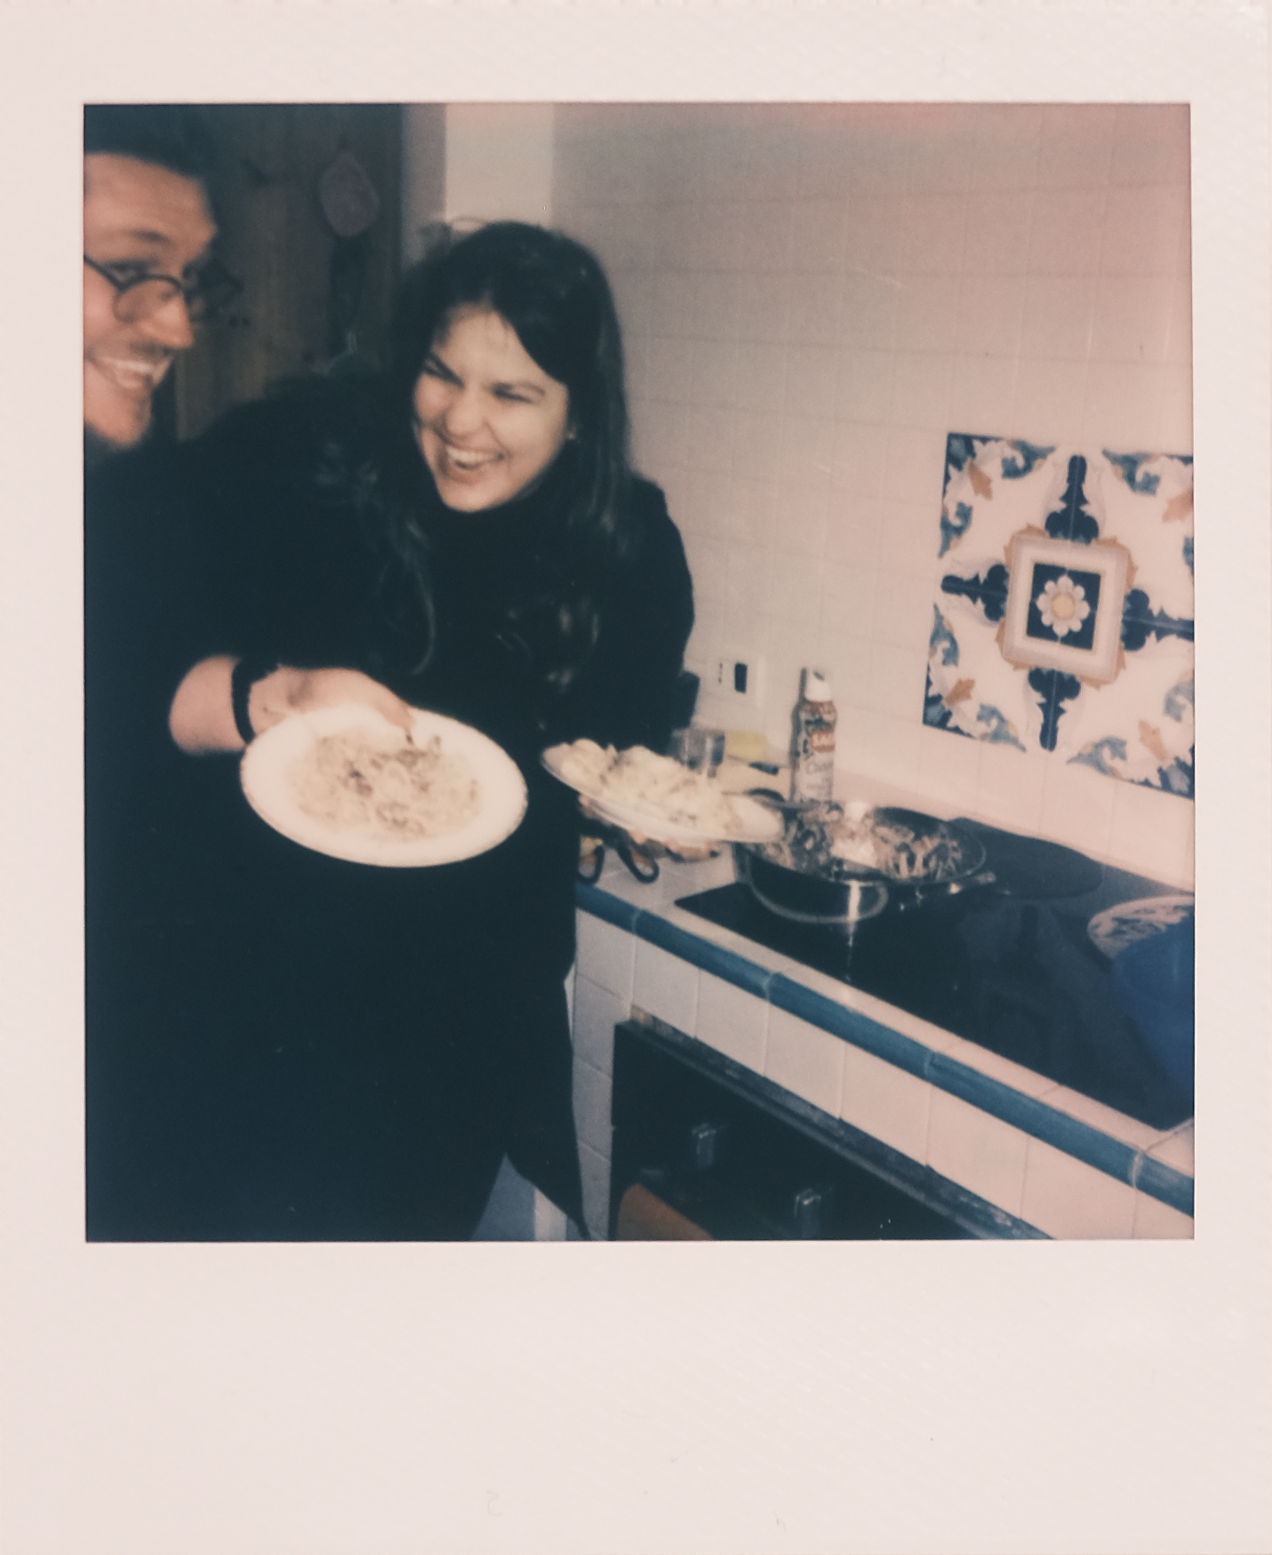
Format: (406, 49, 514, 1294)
(733, 802, 995, 931)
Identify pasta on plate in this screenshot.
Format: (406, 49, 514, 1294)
(290, 728, 480, 842)
(544, 738, 780, 843)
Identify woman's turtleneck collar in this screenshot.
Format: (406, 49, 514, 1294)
(426, 444, 574, 563)
(421, 449, 576, 692)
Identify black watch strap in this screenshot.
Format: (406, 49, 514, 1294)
(230, 656, 277, 744)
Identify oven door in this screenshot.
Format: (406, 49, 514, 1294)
(609, 1018, 1038, 1240)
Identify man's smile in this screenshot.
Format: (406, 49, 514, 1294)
(88, 349, 175, 396)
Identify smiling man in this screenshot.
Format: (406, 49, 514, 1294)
(82, 106, 239, 1240)
(82, 105, 223, 457)
(83, 156, 212, 448)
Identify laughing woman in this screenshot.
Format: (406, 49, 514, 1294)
(87, 223, 693, 1241)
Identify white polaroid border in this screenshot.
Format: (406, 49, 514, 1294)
(0, 4, 1268, 1554)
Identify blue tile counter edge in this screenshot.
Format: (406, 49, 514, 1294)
(575, 879, 1194, 1219)
(1134, 1152, 1194, 1213)
(769, 975, 932, 1081)
(640, 911, 776, 998)
(576, 881, 642, 933)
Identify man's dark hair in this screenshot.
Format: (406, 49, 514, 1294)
(83, 104, 216, 184)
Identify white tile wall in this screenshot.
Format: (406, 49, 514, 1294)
(1020, 1136, 1138, 1239)
(574, 914, 635, 1004)
(632, 940, 700, 1035)
(571, 974, 624, 1078)
(552, 103, 1194, 887)
(570, 968, 626, 1239)
(695, 971, 769, 1074)
(837, 1042, 933, 1164)
(578, 1140, 610, 1242)
(1131, 1190, 1195, 1239)
(926, 1086, 1029, 1218)
(572, 1055, 613, 1165)
(765, 1006, 846, 1114)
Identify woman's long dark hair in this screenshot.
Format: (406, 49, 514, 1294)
(377, 221, 637, 693)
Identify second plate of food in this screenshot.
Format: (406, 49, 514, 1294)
(241, 703, 528, 867)
(542, 739, 782, 846)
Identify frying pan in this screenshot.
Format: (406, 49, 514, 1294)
(734, 800, 995, 930)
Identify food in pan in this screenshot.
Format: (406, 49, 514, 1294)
(289, 727, 480, 842)
(759, 802, 977, 884)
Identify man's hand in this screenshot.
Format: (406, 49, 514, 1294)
(170, 656, 415, 754)
(252, 666, 415, 739)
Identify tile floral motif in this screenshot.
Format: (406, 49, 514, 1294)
(924, 434, 1194, 797)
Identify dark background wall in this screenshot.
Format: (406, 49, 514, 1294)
(172, 103, 410, 439)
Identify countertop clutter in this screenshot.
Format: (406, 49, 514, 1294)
(567, 764, 1195, 1242)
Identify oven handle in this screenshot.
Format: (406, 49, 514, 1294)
(615, 1183, 713, 1241)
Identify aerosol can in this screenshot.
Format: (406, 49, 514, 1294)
(790, 669, 837, 803)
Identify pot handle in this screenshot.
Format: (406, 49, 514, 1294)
(617, 838, 660, 884)
(576, 830, 662, 885)
(577, 838, 606, 884)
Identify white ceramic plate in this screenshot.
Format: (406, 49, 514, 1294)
(241, 703, 527, 867)
(1087, 894, 1195, 960)
(541, 743, 782, 847)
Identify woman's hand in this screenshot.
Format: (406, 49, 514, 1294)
(169, 657, 415, 754)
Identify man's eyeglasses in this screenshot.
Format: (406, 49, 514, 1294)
(84, 254, 243, 324)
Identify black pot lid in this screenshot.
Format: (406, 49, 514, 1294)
(957, 823, 1104, 899)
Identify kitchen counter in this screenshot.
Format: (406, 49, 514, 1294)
(569, 837, 1195, 1241)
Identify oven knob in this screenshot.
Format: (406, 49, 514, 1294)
(688, 1120, 725, 1171)
(791, 1185, 831, 1238)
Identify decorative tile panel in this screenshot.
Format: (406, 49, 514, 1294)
(924, 433, 1194, 797)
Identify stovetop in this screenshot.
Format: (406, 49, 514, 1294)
(676, 821, 1193, 1131)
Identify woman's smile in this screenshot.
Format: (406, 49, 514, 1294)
(413, 305, 571, 513)
(436, 441, 502, 477)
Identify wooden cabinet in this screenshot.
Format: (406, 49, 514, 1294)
(170, 103, 436, 441)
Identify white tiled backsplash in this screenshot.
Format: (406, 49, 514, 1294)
(551, 103, 1194, 887)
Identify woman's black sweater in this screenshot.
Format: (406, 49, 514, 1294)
(84, 384, 693, 1241)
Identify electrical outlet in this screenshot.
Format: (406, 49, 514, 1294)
(711, 652, 762, 710)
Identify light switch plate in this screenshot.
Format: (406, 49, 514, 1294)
(711, 651, 763, 711)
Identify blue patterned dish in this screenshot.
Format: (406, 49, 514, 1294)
(1086, 894, 1194, 960)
